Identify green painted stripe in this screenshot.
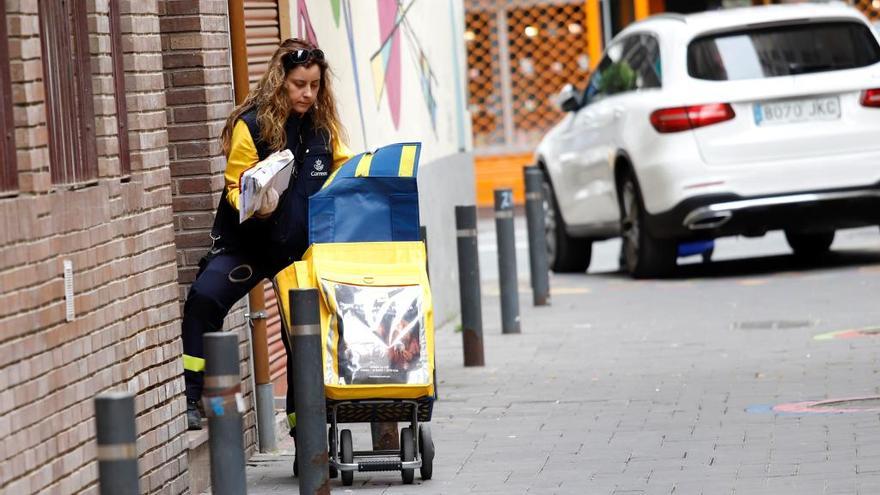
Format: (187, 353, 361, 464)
(813, 331, 840, 341)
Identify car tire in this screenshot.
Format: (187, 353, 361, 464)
(785, 230, 834, 257)
(540, 170, 592, 273)
(619, 174, 676, 278)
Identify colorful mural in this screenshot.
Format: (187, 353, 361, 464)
(371, 1, 405, 128)
(331, 0, 341, 26)
(342, 0, 369, 147)
(293, 0, 465, 158)
(399, 4, 438, 132)
(296, 0, 318, 45)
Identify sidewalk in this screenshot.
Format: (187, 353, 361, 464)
(242, 225, 880, 494)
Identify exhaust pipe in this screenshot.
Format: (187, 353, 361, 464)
(683, 209, 732, 230)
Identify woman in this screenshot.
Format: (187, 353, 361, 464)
(181, 38, 353, 432)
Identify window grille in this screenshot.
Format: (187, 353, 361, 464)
(851, 0, 879, 23)
(109, 0, 131, 177)
(466, 0, 591, 153)
(38, 0, 98, 186)
(0, 5, 17, 192)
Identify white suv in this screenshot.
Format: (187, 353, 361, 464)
(534, 4, 880, 278)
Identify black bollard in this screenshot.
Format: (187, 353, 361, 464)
(289, 288, 330, 495)
(455, 205, 485, 366)
(494, 189, 521, 334)
(523, 167, 551, 306)
(203, 332, 247, 495)
(95, 392, 139, 495)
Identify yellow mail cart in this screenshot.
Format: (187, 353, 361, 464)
(275, 241, 436, 485)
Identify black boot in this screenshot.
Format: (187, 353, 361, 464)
(187, 399, 203, 430)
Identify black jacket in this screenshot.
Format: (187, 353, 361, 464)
(209, 108, 335, 267)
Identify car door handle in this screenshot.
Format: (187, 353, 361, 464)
(613, 107, 625, 119)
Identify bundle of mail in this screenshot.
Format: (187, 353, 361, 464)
(239, 149, 294, 223)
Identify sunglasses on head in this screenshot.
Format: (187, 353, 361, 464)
(282, 48, 325, 71)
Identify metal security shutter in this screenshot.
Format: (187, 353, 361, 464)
(244, 0, 289, 395)
(244, 1, 283, 84)
(263, 282, 288, 395)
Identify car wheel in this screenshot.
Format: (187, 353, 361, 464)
(785, 230, 834, 257)
(540, 170, 592, 273)
(619, 174, 676, 278)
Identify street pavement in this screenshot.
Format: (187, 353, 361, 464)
(243, 216, 880, 494)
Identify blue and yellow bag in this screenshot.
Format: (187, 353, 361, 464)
(308, 142, 422, 244)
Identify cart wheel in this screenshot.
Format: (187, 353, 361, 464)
(340, 429, 354, 486)
(400, 427, 415, 484)
(328, 426, 338, 479)
(419, 424, 434, 480)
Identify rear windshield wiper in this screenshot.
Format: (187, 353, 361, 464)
(787, 62, 838, 75)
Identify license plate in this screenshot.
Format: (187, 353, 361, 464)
(753, 96, 841, 126)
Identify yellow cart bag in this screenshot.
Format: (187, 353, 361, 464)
(274, 241, 435, 401)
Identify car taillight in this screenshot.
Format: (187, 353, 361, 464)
(650, 103, 736, 133)
(860, 88, 880, 108)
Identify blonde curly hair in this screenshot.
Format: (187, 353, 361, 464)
(220, 38, 347, 156)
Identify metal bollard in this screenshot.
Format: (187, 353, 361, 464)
(494, 189, 521, 334)
(247, 294, 277, 453)
(523, 167, 551, 306)
(289, 289, 330, 495)
(455, 205, 485, 366)
(203, 332, 247, 495)
(95, 392, 139, 495)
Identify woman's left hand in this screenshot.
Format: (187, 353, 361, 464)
(254, 188, 279, 218)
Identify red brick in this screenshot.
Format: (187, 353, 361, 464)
(170, 67, 231, 86)
(163, 0, 227, 16)
(166, 121, 223, 142)
(121, 34, 163, 53)
(171, 192, 218, 212)
(162, 32, 228, 51)
(159, 16, 201, 33)
(169, 141, 216, 161)
(11, 80, 45, 105)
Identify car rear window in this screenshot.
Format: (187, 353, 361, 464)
(688, 21, 880, 80)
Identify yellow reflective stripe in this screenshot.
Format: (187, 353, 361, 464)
(354, 153, 373, 177)
(287, 412, 297, 429)
(321, 166, 342, 189)
(398, 145, 417, 177)
(183, 354, 205, 372)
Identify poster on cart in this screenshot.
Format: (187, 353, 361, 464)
(322, 281, 430, 386)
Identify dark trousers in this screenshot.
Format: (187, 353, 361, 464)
(181, 250, 298, 419)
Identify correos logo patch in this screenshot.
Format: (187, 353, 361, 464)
(311, 158, 328, 177)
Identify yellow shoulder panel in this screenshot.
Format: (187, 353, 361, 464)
(224, 119, 259, 210)
(331, 138, 354, 173)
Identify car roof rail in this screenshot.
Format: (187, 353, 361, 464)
(648, 12, 688, 23)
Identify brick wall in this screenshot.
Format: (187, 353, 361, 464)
(0, 0, 187, 493)
(158, 0, 258, 455)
